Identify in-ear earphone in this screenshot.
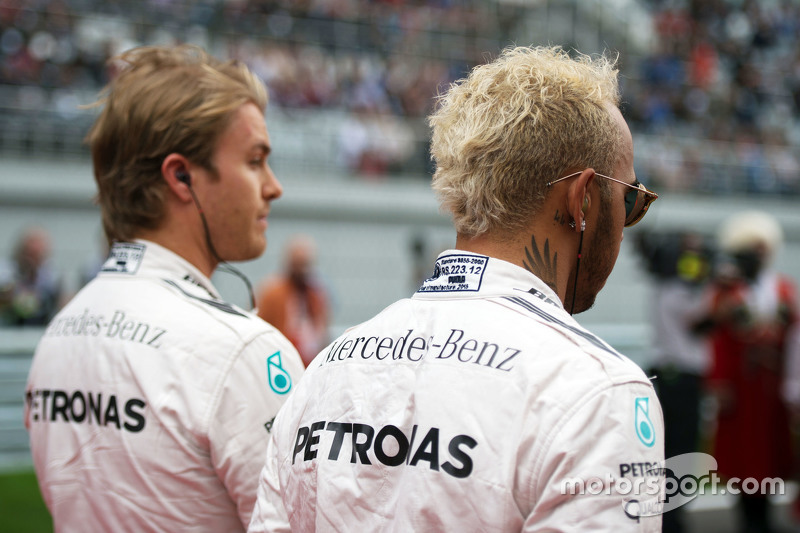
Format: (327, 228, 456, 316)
(570, 197, 588, 314)
(179, 167, 256, 310)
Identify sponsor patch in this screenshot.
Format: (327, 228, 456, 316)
(26, 388, 147, 433)
(292, 421, 478, 478)
(267, 351, 292, 395)
(101, 242, 145, 274)
(321, 328, 521, 372)
(634, 397, 656, 448)
(418, 254, 488, 293)
(45, 308, 167, 348)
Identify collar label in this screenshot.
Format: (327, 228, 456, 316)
(418, 254, 488, 293)
(101, 242, 146, 275)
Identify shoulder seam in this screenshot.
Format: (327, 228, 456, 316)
(162, 279, 248, 318)
(501, 296, 621, 359)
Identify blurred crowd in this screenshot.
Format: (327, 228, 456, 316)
(0, 0, 499, 107)
(0, 0, 503, 175)
(1, 0, 800, 186)
(632, 0, 800, 195)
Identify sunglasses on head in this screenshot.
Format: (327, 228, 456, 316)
(546, 171, 658, 227)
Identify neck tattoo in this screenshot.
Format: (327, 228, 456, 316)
(523, 235, 558, 293)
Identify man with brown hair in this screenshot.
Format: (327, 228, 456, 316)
(25, 45, 304, 532)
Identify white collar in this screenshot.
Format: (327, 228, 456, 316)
(100, 239, 221, 299)
(414, 249, 564, 311)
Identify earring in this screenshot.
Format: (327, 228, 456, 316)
(569, 219, 587, 231)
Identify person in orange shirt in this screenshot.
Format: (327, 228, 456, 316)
(258, 236, 330, 366)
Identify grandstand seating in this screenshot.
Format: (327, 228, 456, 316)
(1, 0, 797, 192)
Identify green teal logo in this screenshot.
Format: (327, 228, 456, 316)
(267, 351, 292, 395)
(634, 397, 656, 448)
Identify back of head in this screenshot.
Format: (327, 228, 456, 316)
(429, 45, 622, 237)
(718, 210, 783, 273)
(86, 45, 268, 244)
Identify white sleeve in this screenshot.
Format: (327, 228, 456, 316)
(248, 434, 291, 533)
(525, 381, 665, 532)
(208, 332, 304, 529)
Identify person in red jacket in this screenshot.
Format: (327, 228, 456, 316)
(707, 210, 797, 533)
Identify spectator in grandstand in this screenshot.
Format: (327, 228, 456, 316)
(257, 235, 330, 367)
(24, 44, 304, 532)
(249, 45, 664, 532)
(0, 227, 62, 326)
(6, 0, 800, 196)
(632, 0, 800, 195)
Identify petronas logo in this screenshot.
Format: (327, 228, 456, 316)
(267, 351, 292, 395)
(634, 397, 656, 448)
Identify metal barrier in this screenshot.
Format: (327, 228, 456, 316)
(0, 328, 44, 470)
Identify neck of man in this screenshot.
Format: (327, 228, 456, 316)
(455, 222, 580, 307)
(134, 222, 219, 279)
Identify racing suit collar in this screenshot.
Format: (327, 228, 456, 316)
(415, 249, 564, 311)
(102, 239, 222, 300)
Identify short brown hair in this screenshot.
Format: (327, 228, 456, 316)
(86, 45, 268, 243)
(429, 46, 622, 237)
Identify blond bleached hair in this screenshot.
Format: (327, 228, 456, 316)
(86, 45, 268, 244)
(429, 45, 622, 237)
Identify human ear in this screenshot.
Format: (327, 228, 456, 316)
(161, 153, 194, 202)
(567, 169, 595, 233)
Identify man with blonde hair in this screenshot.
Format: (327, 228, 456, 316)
(250, 46, 662, 532)
(25, 45, 304, 532)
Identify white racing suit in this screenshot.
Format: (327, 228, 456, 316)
(250, 250, 665, 532)
(25, 240, 305, 532)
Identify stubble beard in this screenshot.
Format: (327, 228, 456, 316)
(571, 200, 617, 314)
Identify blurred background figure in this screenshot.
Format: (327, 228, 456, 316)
(0, 227, 62, 326)
(637, 229, 716, 533)
(257, 235, 330, 367)
(784, 318, 800, 527)
(707, 211, 797, 533)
